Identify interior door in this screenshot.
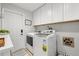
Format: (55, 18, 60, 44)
(3, 9, 25, 51)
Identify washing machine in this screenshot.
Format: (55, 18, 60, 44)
(33, 30, 56, 56)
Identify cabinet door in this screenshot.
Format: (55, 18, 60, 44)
(64, 3, 79, 21)
(51, 3, 64, 23)
(33, 8, 41, 25)
(40, 4, 52, 25)
(33, 4, 52, 25)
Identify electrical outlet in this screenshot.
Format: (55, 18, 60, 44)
(63, 37, 74, 48)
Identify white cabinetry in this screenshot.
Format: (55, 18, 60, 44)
(40, 4, 52, 24)
(64, 3, 79, 21)
(33, 3, 79, 26)
(33, 8, 41, 25)
(33, 4, 52, 25)
(33, 3, 64, 26)
(51, 3, 64, 23)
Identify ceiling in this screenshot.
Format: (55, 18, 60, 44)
(12, 3, 45, 12)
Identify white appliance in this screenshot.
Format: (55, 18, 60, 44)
(33, 30, 56, 56)
(56, 32, 79, 56)
(26, 32, 36, 54)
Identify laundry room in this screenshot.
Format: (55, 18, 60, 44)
(0, 2, 79, 56)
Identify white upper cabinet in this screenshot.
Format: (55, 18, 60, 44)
(51, 3, 64, 23)
(64, 3, 79, 21)
(33, 4, 52, 25)
(33, 8, 41, 25)
(40, 4, 52, 24)
(33, 3, 64, 26)
(33, 3, 79, 26)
